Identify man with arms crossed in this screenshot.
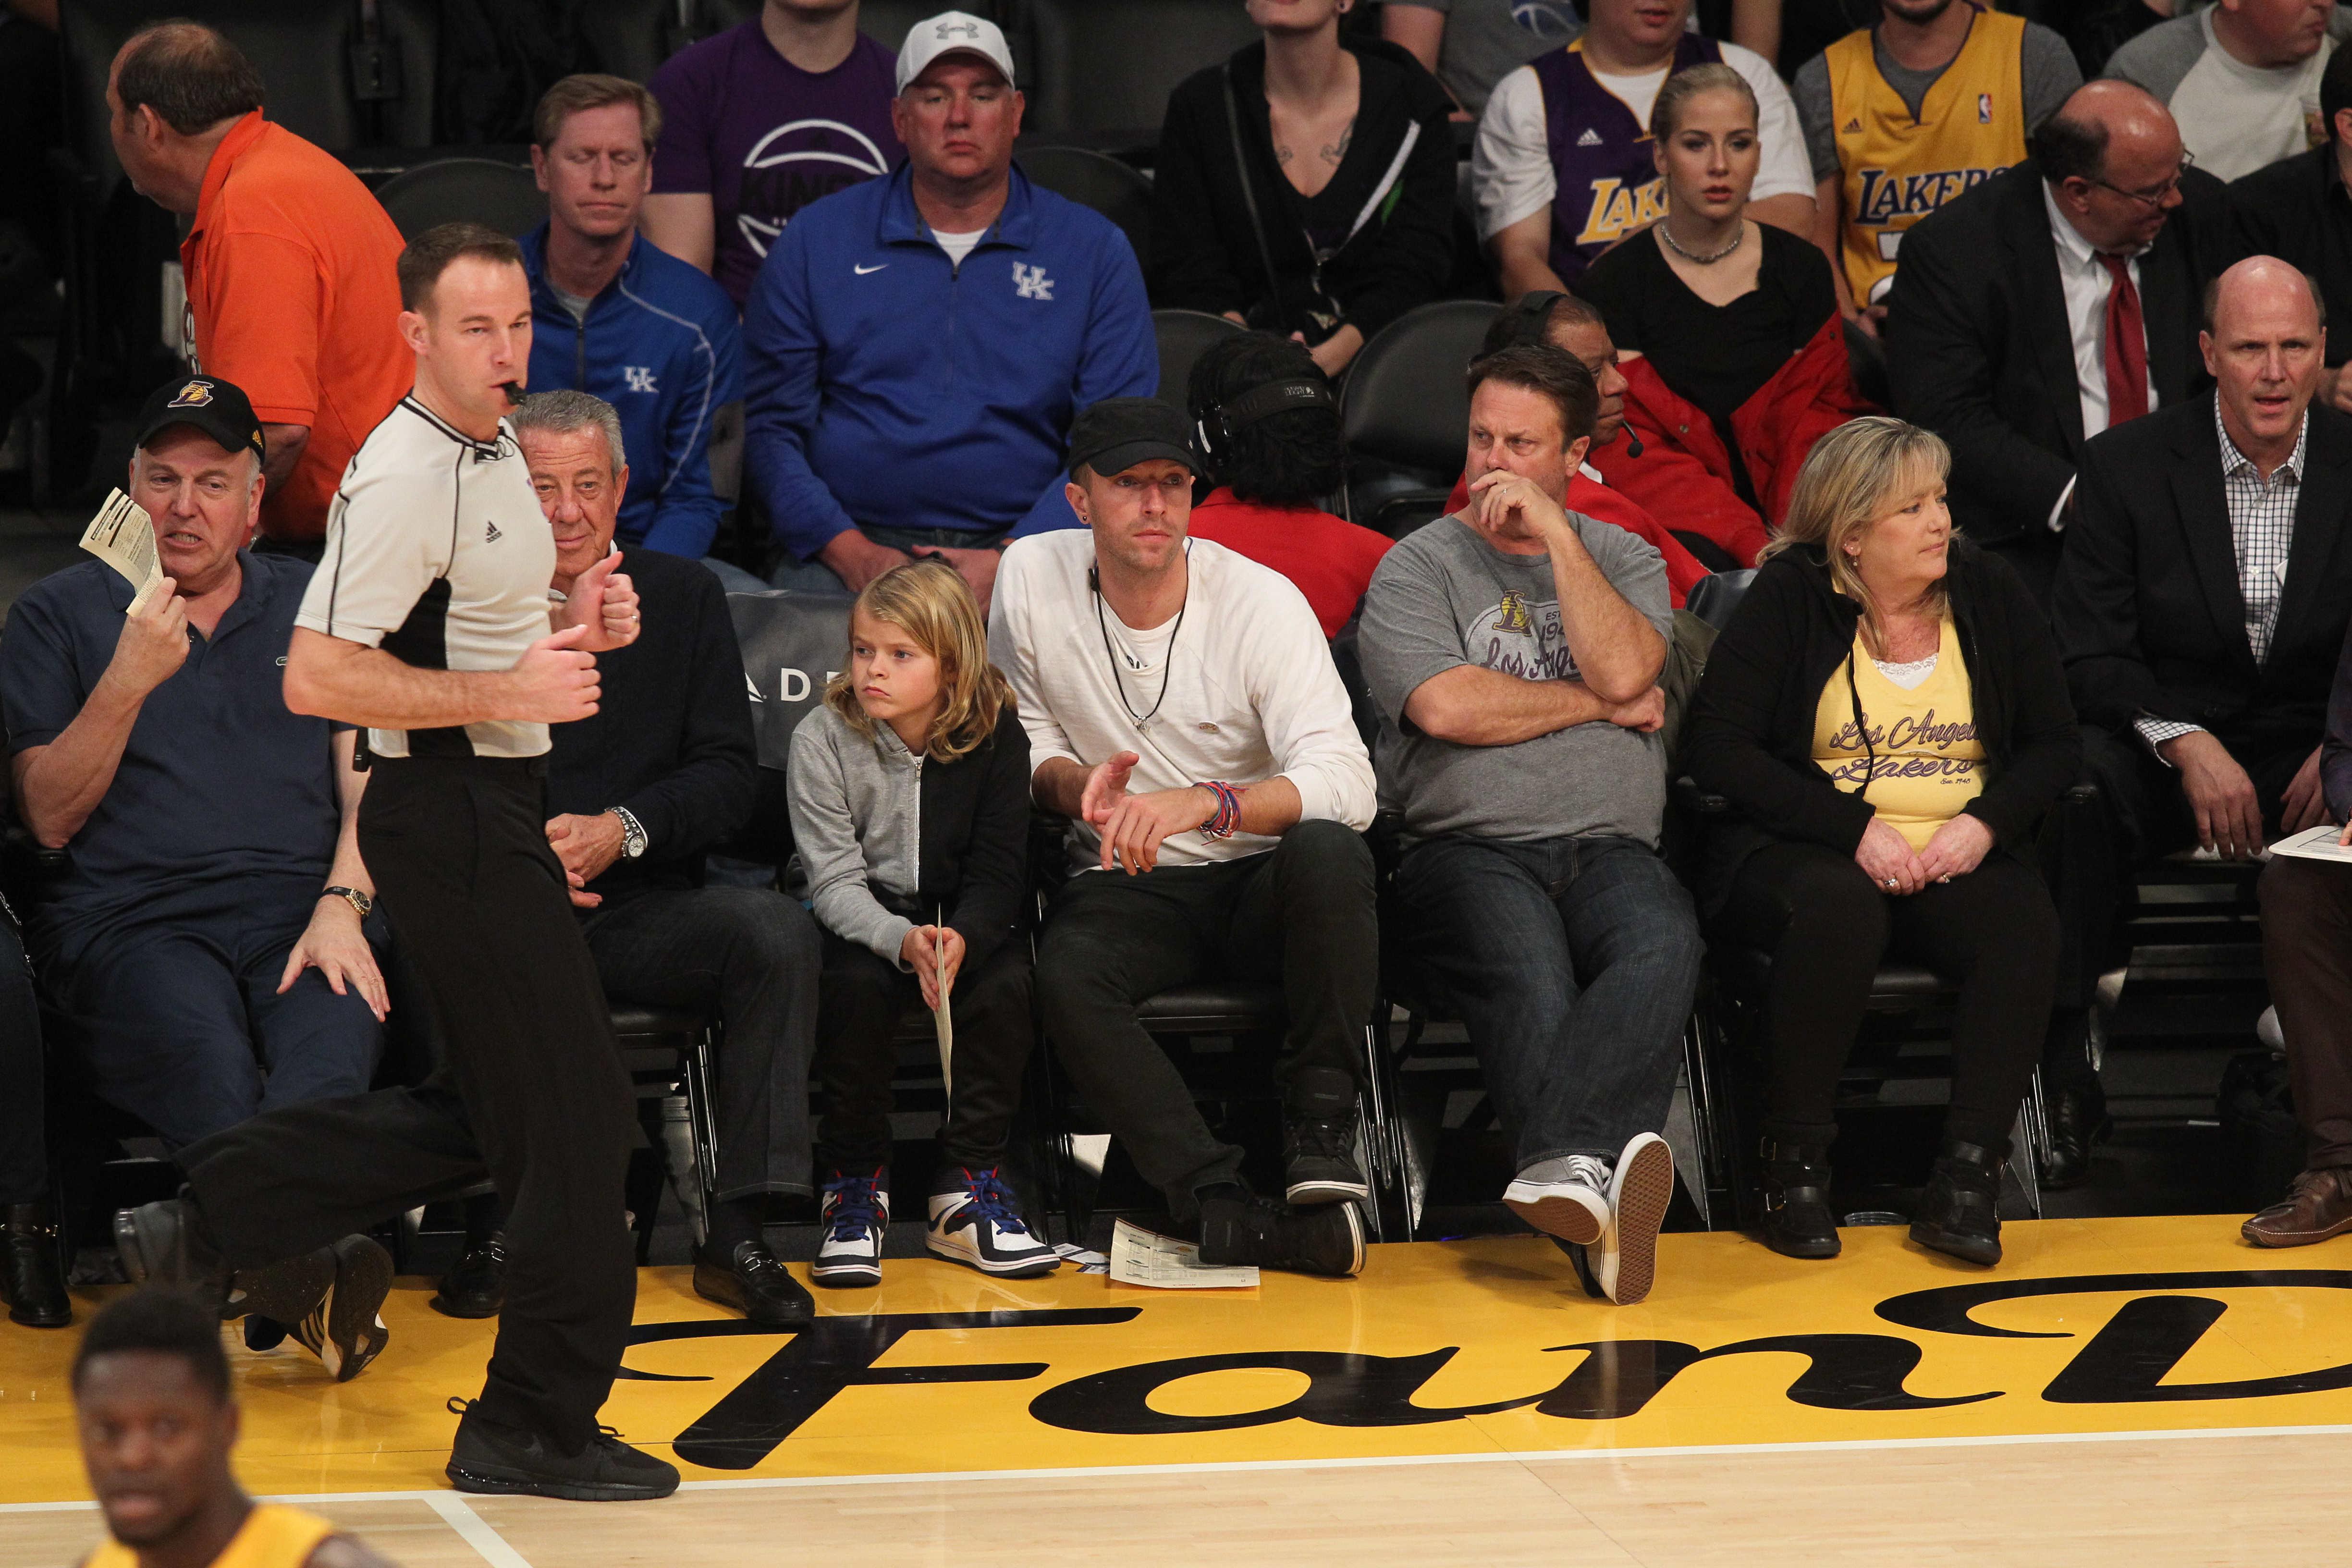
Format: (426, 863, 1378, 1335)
(114, 223, 669, 1503)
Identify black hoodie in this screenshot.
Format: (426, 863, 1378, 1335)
(1681, 538, 2081, 913)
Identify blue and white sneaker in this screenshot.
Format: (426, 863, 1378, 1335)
(813, 1170, 887, 1289)
(925, 1167, 1060, 1278)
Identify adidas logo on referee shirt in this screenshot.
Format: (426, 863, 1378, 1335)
(486, 520, 502, 543)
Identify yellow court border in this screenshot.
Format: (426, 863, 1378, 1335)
(9, 1214, 2352, 1507)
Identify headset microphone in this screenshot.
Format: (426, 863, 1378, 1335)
(1625, 431, 1644, 458)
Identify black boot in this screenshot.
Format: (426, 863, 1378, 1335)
(2042, 1083, 2106, 1190)
(1282, 1067, 1369, 1205)
(2, 1201, 70, 1327)
(1911, 1140, 2004, 1266)
(1758, 1140, 1840, 1260)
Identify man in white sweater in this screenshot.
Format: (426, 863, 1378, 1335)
(990, 399, 1380, 1277)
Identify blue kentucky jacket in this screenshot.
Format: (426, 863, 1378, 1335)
(521, 225, 743, 557)
(741, 161, 1158, 561)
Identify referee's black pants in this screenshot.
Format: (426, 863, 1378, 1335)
(180, 757, 637, 1452)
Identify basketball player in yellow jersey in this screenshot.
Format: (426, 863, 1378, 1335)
(73, 1291, 396, 1568)
(1793, 0, 2082, 330)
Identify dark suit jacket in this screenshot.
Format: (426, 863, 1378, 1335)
(2052, 394, 2352, 760)
(1885, 159, 2237, 544)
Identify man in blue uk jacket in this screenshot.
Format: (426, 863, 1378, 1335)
(742, 10, 1157, 612)
(521, 74, 742, 560)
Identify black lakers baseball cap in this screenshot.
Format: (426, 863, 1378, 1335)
(1066, 397, 1201, 481)
(135, 375, 268, 467)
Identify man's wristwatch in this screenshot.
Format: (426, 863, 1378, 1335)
(320, 885, 372, 919)
(608, 805, 649, 860)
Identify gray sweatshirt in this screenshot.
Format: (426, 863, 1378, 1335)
(787, 703, 924, 968)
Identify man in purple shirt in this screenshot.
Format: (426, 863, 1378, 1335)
(642, 0, 904, 308)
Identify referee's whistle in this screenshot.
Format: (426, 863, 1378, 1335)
(498, 381, 525, 408)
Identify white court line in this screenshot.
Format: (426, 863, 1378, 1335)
(7, 1420, 2352, 1515)
(421, 1492, 535, 1568)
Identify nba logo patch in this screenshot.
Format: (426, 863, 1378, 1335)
(1978, 93, 1992, 124)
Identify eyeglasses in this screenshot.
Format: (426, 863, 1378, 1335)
(2083, 151, 2196, 209)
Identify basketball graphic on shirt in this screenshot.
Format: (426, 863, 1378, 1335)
(1511, 1, 1579, 35)
(735, 120, 894, 258)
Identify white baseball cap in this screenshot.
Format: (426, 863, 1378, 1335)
(895, 11, 1017, 93)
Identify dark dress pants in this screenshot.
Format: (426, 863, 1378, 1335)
(2259, 856, 2352, 1169)
(181, 758, 636, 1453)
(0, 906, 41, 1203)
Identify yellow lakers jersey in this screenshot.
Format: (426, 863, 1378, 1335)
(85, 1503, 337, 1568)
(1829, 8, 2029, 305)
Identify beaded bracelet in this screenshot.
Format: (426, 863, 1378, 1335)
(1196, 780, 1242, 840)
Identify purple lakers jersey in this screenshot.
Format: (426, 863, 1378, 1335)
(1535, 33, 1720, 282)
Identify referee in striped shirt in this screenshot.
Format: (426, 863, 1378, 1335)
(116, 224, 674, 1503)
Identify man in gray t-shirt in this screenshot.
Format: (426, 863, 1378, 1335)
(1359, 343, 1701, 1308)
(1383, 0, 1579, 116)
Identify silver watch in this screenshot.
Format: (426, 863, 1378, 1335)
(608, 806, 649, 860)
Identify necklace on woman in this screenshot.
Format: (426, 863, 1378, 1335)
(1658, 218, 1744, 265)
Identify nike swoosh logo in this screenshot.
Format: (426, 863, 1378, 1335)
(854, 263, 888, 275)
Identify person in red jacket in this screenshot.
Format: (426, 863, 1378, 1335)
(1570, 62, 1875, 567)
(1447, 291, 1707, 607)
(1183, 333, 1394, 638)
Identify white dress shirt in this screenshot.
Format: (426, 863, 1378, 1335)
(2042, 180, 2159, 529)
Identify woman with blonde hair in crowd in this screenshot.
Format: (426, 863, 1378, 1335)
(1683, 416, 2079, 1267)
(787, 559, 1052, 1287)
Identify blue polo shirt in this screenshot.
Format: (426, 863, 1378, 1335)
(0, 551, 340, 957)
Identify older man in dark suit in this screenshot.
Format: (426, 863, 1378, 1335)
(1886, 80, 2239, 603)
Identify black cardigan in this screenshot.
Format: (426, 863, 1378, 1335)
(1149, 37, 1457, 343)
(546, 546, 756, 906)
(915, 708, 1033, 974)
(1681, 539, 2081, 911)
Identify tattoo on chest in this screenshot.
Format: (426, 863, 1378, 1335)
(1273, 119, 1356, 171)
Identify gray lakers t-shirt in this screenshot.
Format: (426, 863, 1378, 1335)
(1386, 0, 1578, 116)
(1359, 509, 1673, 846)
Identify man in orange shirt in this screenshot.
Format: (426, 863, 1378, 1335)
(108, 22, 407, 552)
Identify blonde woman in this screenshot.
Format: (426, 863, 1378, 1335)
(786, 559, 1050, 1286)
(1684, 417, 2079, 1267)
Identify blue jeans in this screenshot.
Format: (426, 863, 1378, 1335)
(1396, 835, 1701, 1170)
(739, 525, 1014, 595)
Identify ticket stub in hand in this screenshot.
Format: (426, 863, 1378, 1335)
(80, 490, 164, 613)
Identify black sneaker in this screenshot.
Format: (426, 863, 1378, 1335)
(112, 1198, 231, 1314)
(1282, 1067, 1370, 1204)
(693, 1239, 815, 1329)
(288, 1235, 392, 1383)
(1197, 1192, 1364, 1277)
(445, 1398, 680, 1502)
(431, 1233, 506, 1320)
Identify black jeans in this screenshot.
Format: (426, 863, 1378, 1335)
(1715, 840, 2059, 1152)
(1035, 820, 1377, 1217)
(581, 886, 820, 1200)
(180, 758, 636, 1452)
(813, 931, 1034, 1173)
(0, 906, 40, 1203)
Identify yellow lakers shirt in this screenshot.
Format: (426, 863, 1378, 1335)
(1812, 617, 1986, 851)
(85, 1504, 336, 1568)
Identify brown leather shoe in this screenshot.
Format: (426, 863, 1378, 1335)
(2243, 1167, 2352, 1248)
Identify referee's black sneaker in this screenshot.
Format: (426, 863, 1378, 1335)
(287, 1234, 392, 1382)
(1198, 1191, 1364, 1277)
(693, 1239, 814, 1329)
(445, 1398, 680, 1502)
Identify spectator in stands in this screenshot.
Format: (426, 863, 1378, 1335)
(995, 399, 1378, 1278)
(1444, 293, 1709, 606)
(106, 23, 407, 555)
(789, 560, 1050, 1286)
(1151, 0, 1457, 380)
(1792, 0, 2080, 331)
(523, 76, 742, 564)
(496, 390, 819, 1334)
(742, 13, 1156, 610)
(1360, 343, 1695, 1306)
(1382, 0, 1580, 118)
(1573, 65, 1871, 569)
(2231, 47, 2352, 415)
(1685, 417, 2076, 1268)
(2249, 630, 2352, 1247)
(2064, 0, 2174, 80)
(0, 900, 61, 1329)
(0, 376, 385, 1156)
(642, 0, 904, 310)
(2052, 256, 2352, 1186)
(1885, 81, 2237, 602)
(1474, 0, 1815, 294)
(1181, 333, 1391, 637)
(0, 377, 388, 1370)
(2104, 0, 2333, 184)
(74, 1290, 396, 1568)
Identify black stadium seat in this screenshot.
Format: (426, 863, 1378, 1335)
(372, 157, 546, 241)
(1150, 307, 1243, 407)
(1339, 299, 1499, 531)
(1019, 145, 1152, 270)
(693, 0, 970, 52)
(576, 0, 676, 86)
(1006, 0, 1261, 153)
